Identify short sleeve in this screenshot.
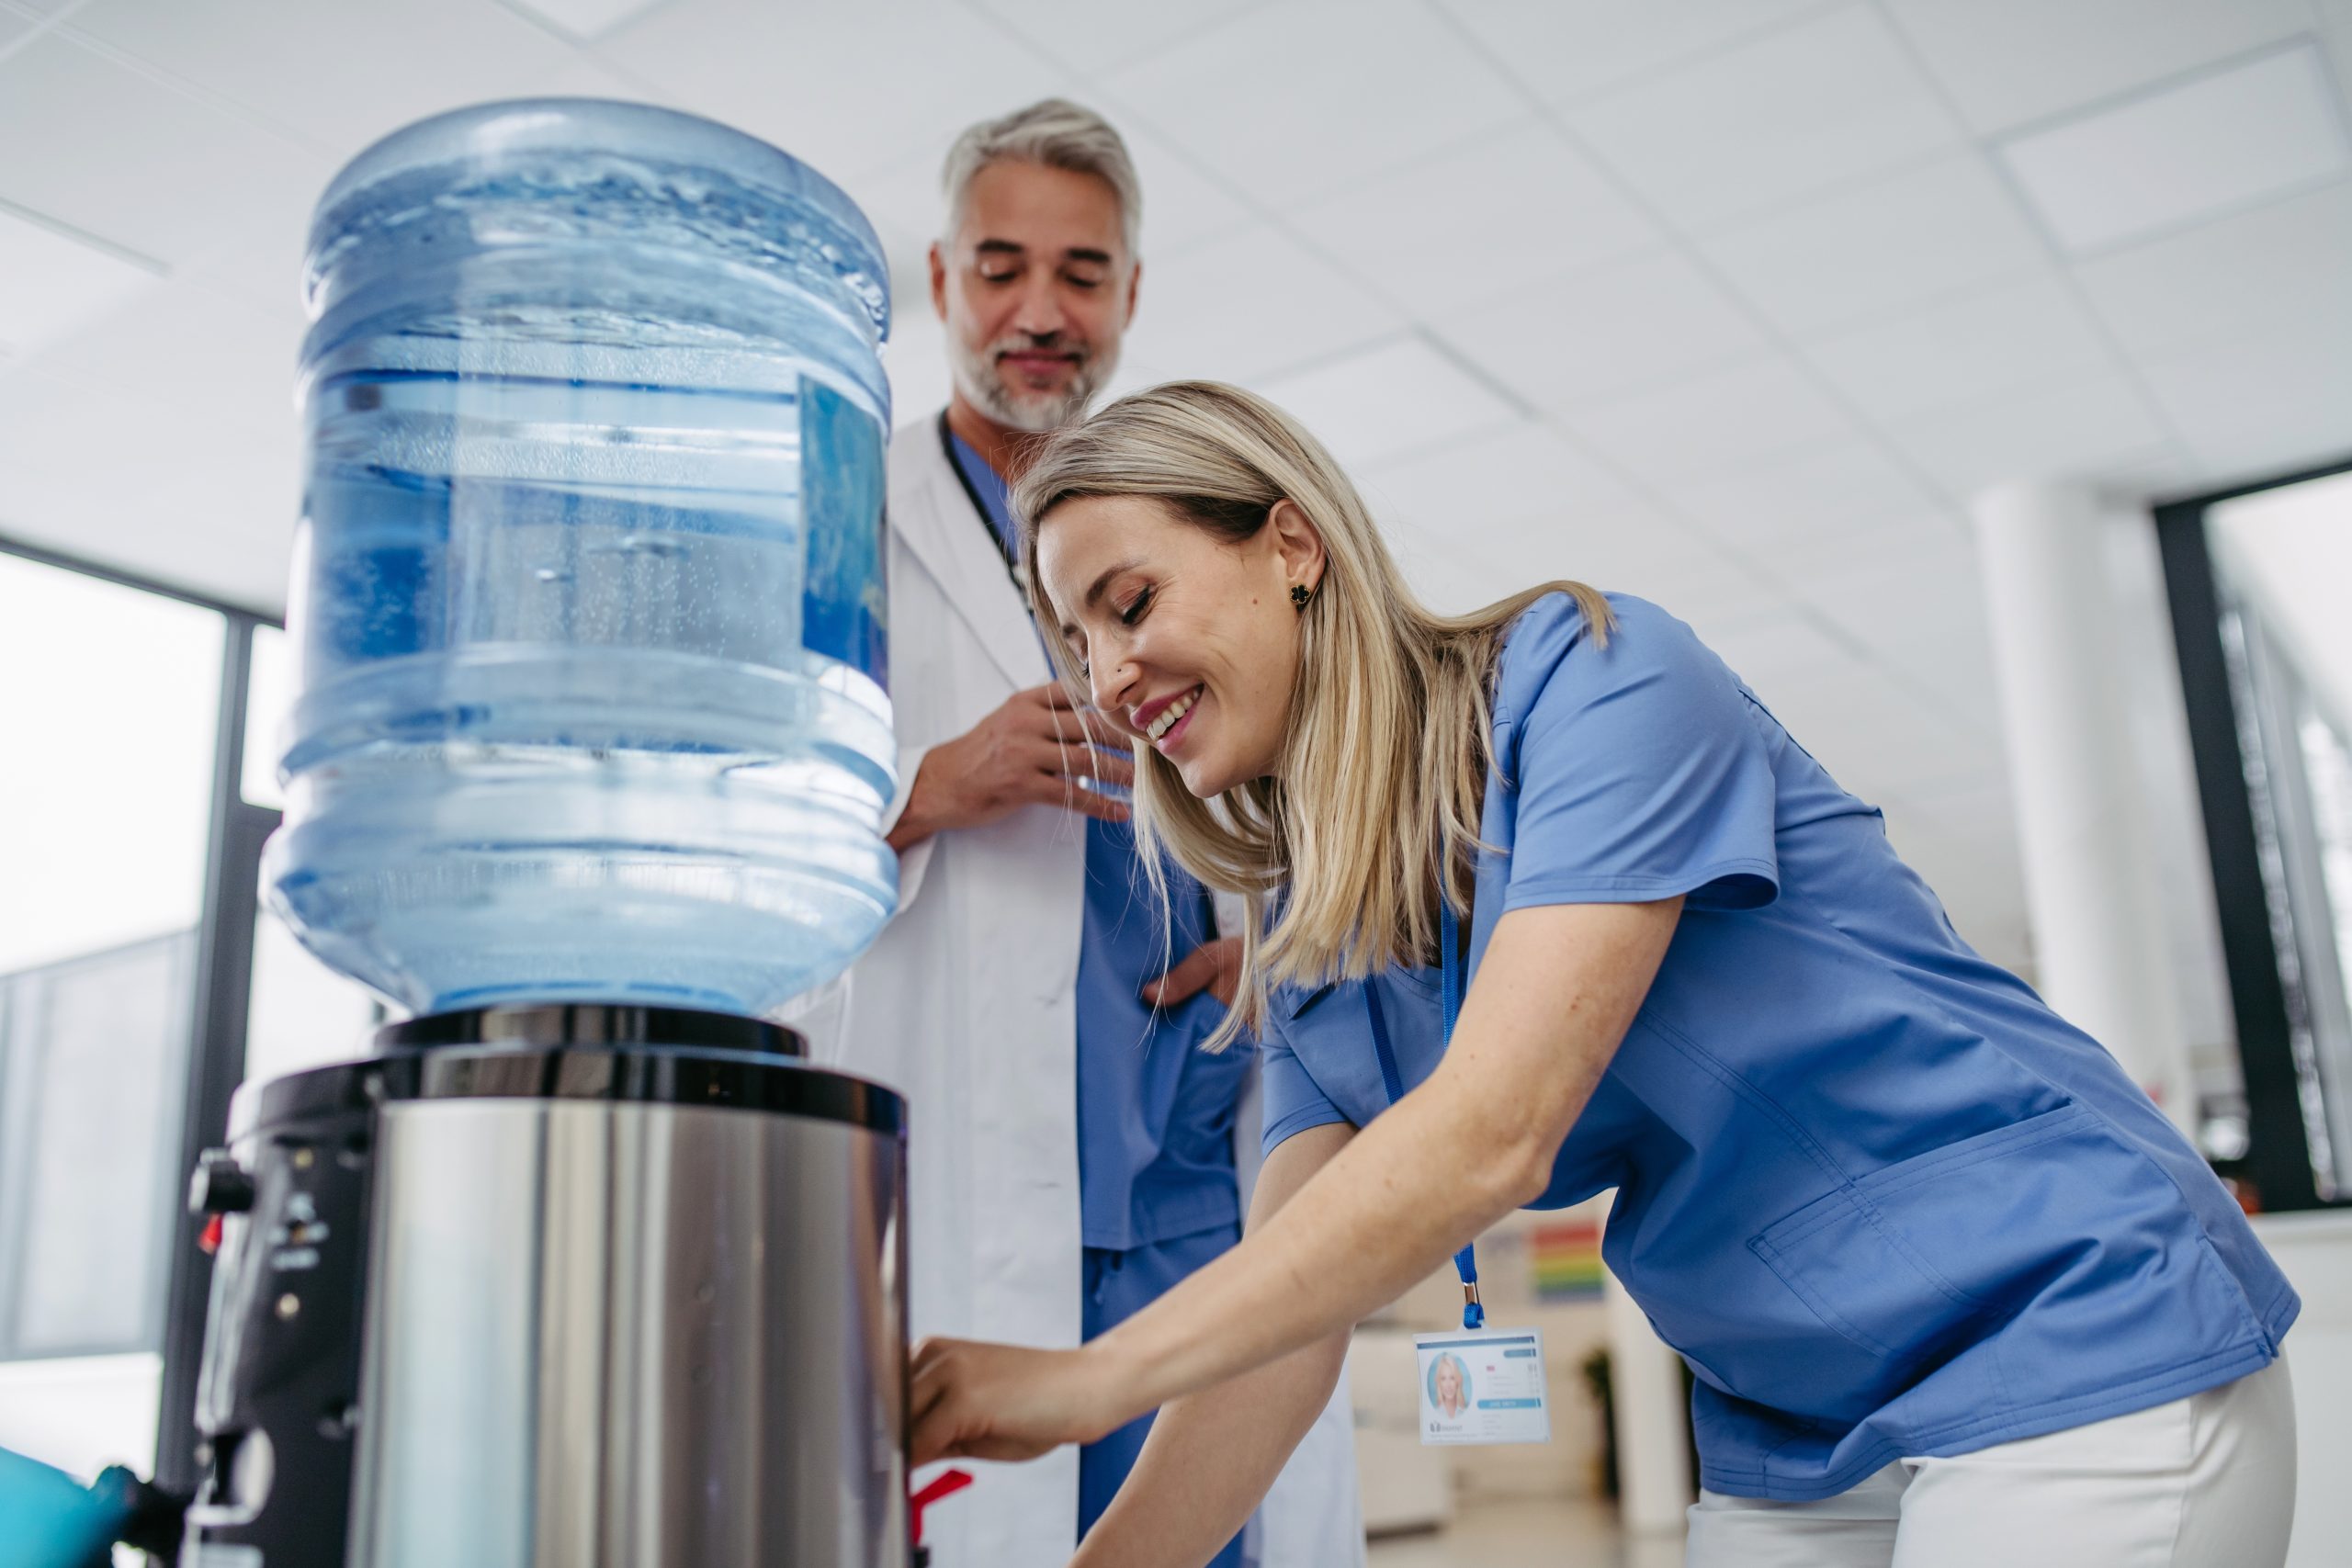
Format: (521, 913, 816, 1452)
(1256, 1031, 1351, 1157)
(1498, 596, 1779, 914)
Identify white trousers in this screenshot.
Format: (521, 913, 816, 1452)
(1684, 1357, 2296, 1568)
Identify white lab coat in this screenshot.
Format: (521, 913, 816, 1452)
(820, 417, 1363, 1568)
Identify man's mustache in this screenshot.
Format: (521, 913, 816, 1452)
(989, 338, 1087, 367)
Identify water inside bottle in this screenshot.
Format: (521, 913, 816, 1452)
(272, 344, 894, 1018)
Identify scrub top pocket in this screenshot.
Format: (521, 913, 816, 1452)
(1747, 1102, 2151, 1415)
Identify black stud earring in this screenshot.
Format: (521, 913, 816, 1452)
(1291, 582, 1313, 611)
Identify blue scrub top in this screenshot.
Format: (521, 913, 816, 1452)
(946, 432, 1247, 1251)
(1261, 593, 2298, 1502)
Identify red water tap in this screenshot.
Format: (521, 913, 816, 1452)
(910, 1468, 973, 1562)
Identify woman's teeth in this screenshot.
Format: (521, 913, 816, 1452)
(1146, 688, 1200, 741)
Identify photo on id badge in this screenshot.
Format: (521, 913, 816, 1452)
(1414, 1327, 1551, 1446)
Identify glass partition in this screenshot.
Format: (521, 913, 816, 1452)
(0, 549, 223, 1485)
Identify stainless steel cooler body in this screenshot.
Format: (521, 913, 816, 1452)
(185, 1006, 909, 1568)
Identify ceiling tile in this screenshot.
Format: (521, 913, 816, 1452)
(837, 152, 947, 264)
(1564, 6, 1961, 231)
(2140, 322, 2352, 483)
(2071, 177, 2352, 360)
(1118, 121, 1254, 260)
(1746, 660, 1984, 797)
(1996, 44, 2350, 255)
(1489, 504, 1770, 626)
(1883, 0, 2312, 135)
(1384, 516, 1521, 615)
(1694, 608, 1856, 691)
(1880, 369, 2171, 500)
(1698, 153, 2048, 337)
(1437, 0, 1832, 107)
(27, 278, 304, 442)
(1555, 354, 1854, 486)
(0, 364, 297, 611)
(1101, 0, 1521, 209)
(66, 0, 579, 161)
(514, 51, 677, 107)
(1790, 526, 1985, 649)
(1433, 245, 1768, 412)
(2324, 1, 2352, 109)
(502, 0, 670, 42)
(0, 207, 161, 363)
(1366, 468, 1774, 627)
(1657, 436, 1949, 551)
(1792, 527, 2009, 739)
(1800, 275, 2116, 423)
(606, 0, 1070, 186)
(175, 210, 318, 321)
(1255, 335, 1518, 468)
(1356, 419, 1645, 535)
(1119, 222, 1398, 383)
(977, 0, 1272, 76)
(0, 34, 331, 265)
(1290, 120, 1658, 315)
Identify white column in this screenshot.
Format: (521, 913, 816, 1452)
(1604, 1269, 1693, 1533)
(1970, 479, 2196, 1126)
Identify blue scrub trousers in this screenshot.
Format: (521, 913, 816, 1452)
(1080, 1223, 1247, 1568)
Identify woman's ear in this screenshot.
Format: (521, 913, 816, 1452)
(1267, 499, 1327, 595)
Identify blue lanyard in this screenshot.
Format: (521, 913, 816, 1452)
(1364, 899, 1483, 1330)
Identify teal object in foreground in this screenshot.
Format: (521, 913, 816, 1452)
(0, 1447, 119, 1568)
(266, 99, 899, 1020)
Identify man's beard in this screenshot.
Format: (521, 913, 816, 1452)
(948, 332, 1116, 434)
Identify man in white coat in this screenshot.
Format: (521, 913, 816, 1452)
(828, 100, 1362, 1568)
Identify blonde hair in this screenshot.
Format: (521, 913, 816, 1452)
(1012, 381, 1610, 1048)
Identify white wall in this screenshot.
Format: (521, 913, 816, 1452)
(2251, 1212, 2352, 1568)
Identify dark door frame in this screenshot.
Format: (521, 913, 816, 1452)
(2153, 455, 2352, 1214)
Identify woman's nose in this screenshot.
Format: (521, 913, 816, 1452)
(1091, 659, 1137, 716)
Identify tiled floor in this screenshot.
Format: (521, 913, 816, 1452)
(1366, 1496, 1684, 1568)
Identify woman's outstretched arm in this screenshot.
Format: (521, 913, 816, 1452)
(910, 897, 1681, 1469)
(1066, 1121, 1354, 1568)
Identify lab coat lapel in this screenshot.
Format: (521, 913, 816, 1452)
(892, 419, 1046, 693)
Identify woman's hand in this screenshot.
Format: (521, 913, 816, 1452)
(910, 1337, 1128, 1467)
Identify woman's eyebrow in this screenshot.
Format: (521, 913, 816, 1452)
(1083, 558, 1145, 609)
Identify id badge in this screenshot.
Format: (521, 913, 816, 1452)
(1413, 1326, 1551, 1446)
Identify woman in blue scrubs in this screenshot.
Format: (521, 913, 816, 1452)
(908, 382, 2300, 1567)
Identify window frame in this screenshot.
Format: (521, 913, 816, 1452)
(2154, 454, 2352, 1215)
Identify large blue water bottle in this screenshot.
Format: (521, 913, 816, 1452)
(265, 100, 897, 1019)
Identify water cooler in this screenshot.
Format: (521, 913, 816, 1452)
(174, 100, 915, 1568)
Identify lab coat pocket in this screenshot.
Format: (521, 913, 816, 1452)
(1749, 1102, 2100, 1384)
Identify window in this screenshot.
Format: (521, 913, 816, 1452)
(2158, 459, 2352, 1213)
(0, 547, 224, 1485)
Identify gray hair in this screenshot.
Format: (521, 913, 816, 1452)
(940, 98, 1142, 260)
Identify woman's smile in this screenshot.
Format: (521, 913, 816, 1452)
(1140, 684, 1204, 748)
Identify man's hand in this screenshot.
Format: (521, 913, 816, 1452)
(889, 683, 1133, 852)
(1141, 936, 1242, 1010)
